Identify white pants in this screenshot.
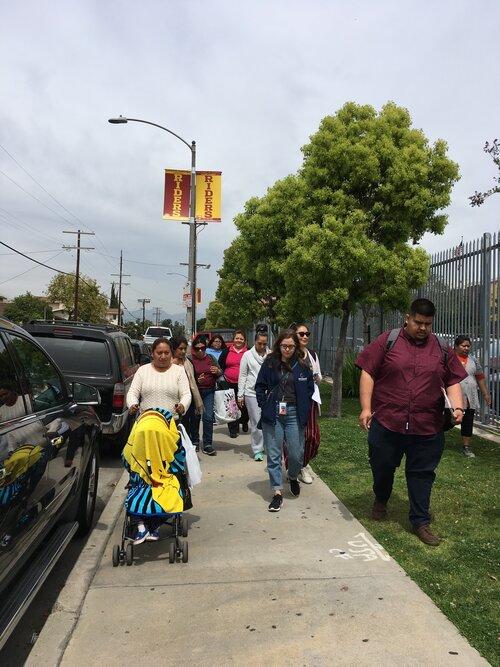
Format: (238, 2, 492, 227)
(244, 394, 264, 454)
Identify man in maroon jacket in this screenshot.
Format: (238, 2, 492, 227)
(356, 299, 467, 546)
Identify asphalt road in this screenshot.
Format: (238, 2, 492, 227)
(0, 449, 124, 666)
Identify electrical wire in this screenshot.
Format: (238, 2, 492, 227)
(0, 251, 65, 285)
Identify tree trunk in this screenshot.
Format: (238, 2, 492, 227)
(328, 304, 351, 418)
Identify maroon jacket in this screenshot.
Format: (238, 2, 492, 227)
(190, 354, 218, 390)
(356, 328, 467, 435)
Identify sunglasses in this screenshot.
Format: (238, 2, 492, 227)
(298, 331, 311, 337)
(194, 346, 206, 351)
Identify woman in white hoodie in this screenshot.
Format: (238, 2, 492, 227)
(237, 332, 270, 461)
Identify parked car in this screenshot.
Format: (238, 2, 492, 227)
(130, 339, 151, 365)
(0, 317, 101, 649)
(143, 326, 172, 347)
(24, 321, 138, 448)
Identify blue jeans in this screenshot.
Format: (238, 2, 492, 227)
(193, 388, 215, 448)
(262, 406, 304, 491)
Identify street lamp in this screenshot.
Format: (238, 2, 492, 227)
(108, 115, 198, 339)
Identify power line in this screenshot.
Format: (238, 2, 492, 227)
(94, 250, 178, 268)
(0, 207, 63, 245)
(0, 248, 61, 256)
(0, 251, 65, 285)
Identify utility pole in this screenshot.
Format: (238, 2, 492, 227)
(63, 230, 95, 321)
(111, 250, 130, 327)
(154, 306, 161, 326)
(137, 298, 151, 329)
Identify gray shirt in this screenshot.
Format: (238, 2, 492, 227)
(459, 355, 483, 410)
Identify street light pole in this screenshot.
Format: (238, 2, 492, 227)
(108, 115, 198, 339)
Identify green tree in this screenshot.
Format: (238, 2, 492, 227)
(4, 292, 47, 324)
(283, 101, 459, 416)
(196, 317, 206, 331)
(469, 139, 500, 206)
(46, 273, 108, 323)
(122, 321, 140, 339)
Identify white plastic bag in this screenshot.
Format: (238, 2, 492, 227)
(214, 388, 241, 425)
(177, 423, 202, 488)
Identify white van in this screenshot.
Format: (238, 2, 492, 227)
(143, 326, 173, 347)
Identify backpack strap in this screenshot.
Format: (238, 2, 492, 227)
(434, 335, 449, 364)
(385, 328, 401, 353)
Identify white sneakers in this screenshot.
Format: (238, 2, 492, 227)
(299, 464, 313, 484)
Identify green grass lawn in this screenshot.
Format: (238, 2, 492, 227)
(313, 388, 500, 666)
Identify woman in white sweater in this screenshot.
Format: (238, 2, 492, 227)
(237, 331, 270, 461)
(127, 338, 191, 418)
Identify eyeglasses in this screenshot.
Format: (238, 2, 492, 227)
(297, 331, 311, 337)
(280, 344, 296, 350)
(194, 346, 206, 351)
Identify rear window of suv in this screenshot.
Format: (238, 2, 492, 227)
(145, 327, 171, 338)
(38, 338, 111, 375)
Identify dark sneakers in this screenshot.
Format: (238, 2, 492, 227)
(289, 479, 300, 497)
(202, 445, 217, 456)
(413, 524, 441, 546)
(371, 500, 387, 520)
(268, 494, 283, 512)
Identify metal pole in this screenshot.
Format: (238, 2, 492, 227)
(118, 251, 123, 327)
(74, 230, 81, 321)
(481, 232, 492, 423)
(187, 141, 197, 339)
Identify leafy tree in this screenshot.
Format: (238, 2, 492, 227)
(283, 102, 459, 416)
(172, 321, 185, 337)
(4, 292, 47, 324)
(122, 321, 140, 339)
(46, 273, 108, 323)
(469, 139, 500, 206)
(196, 317, 206, 331)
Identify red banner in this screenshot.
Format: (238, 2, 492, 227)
(163, 170, 191, 221)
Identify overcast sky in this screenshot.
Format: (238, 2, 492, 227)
(1, 0, 499, 322)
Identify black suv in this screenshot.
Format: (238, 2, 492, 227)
(0, 317, 101, 649)
(24, 322, 138, 448)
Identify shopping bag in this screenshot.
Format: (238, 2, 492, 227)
(214, 388, 241, 424)
(177, 423, 202, 488)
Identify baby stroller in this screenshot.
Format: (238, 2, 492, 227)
(112, 408, 192, 566)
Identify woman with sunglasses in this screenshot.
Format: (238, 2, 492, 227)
(293, 323, 322, 484)
(255, 330, 315, 512)
(190, 334, 222, 456)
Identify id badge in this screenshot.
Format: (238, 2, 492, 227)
(278, 401, 287, 416)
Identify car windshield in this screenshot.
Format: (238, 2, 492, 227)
(145, 327, 171, 337)
(36, 338, 111, 375)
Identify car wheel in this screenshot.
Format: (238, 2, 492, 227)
(75, 443, 99, 536)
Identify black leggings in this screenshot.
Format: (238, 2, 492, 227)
(461, 408, 475, 438)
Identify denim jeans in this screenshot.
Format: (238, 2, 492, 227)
(262, 405, 304, 491)
(193, 388, 215, 448)
(368, 417, 444, 527)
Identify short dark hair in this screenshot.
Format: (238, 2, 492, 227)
(151, 337, 171, 352)
(255, 331, 268, 341)
(454, 335, 471, 347)
(192, 334, 208, 348)
(409, 298, 436, 318)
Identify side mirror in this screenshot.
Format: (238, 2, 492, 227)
(71, 382, 101, 406)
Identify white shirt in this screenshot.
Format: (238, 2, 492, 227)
(126, 363, 191, 415)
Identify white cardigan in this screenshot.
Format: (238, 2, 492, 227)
(126, 363, 191, 415)
(238, 347, 270, 399)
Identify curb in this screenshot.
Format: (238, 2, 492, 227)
(25, 469, 128, 667)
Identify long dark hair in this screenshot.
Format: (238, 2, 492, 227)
(269, 329, 304, 370)
(170, 335, 188, 352)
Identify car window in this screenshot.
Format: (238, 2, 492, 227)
(7, 334, 66, 412)
(145, 327, 172, 338)
(36, 337, 112, 375)
(0, 336, 28, 424)
(115, 336, 135, 379)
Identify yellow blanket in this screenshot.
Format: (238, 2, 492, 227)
(123, 411, 183, 513)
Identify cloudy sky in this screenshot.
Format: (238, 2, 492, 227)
(1, 0, 499, 322)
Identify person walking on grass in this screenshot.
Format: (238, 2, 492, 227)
(219, 329, 249, 438)
(356, 298, 467, 546)
(454, 335, 492, 458)
(237, 331, 270, 461)
(190, 335, 222, 456)
(256, 330, 314, 512)
(293, 323, 322, 484)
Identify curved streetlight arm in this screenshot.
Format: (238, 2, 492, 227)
(109, 116, 193, 152)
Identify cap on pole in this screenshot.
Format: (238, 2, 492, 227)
(108, 116, 128, 124)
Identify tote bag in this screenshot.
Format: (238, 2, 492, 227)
(214, 388, 241, 424)
(177, 423, 202, 488)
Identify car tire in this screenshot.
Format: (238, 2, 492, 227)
(75, 442, 99, 536)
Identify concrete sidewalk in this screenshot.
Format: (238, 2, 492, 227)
(38, 427, 487, 666)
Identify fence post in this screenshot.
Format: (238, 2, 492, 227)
(480, 233, 492, 423)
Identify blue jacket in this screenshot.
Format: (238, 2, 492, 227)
(255, 357, 315, 428)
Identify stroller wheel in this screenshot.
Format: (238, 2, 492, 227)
(112, 544, 120, 567)
(168, 541, 176, 564)
(126, 542, 134, 566)
(181, 517, 188, 537)
(182, 540, 189, 563)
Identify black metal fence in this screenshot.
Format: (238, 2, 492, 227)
(310, 232, 500, 424)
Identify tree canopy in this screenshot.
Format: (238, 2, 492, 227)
(469, 139, 500, 206)
(4, 292, 47, 324)
(46, 273, 108, 323)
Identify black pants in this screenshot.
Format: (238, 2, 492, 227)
(461, 408, 475, 437)
(226, 381, 249, 436)
(368, 418, 444, 528)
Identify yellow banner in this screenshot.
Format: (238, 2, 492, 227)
(195, 171, 222, 222)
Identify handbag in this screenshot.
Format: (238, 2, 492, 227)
(214, 388, 241, 424)
(177, 424, 202, 488)
(441, 388, 457, 432)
